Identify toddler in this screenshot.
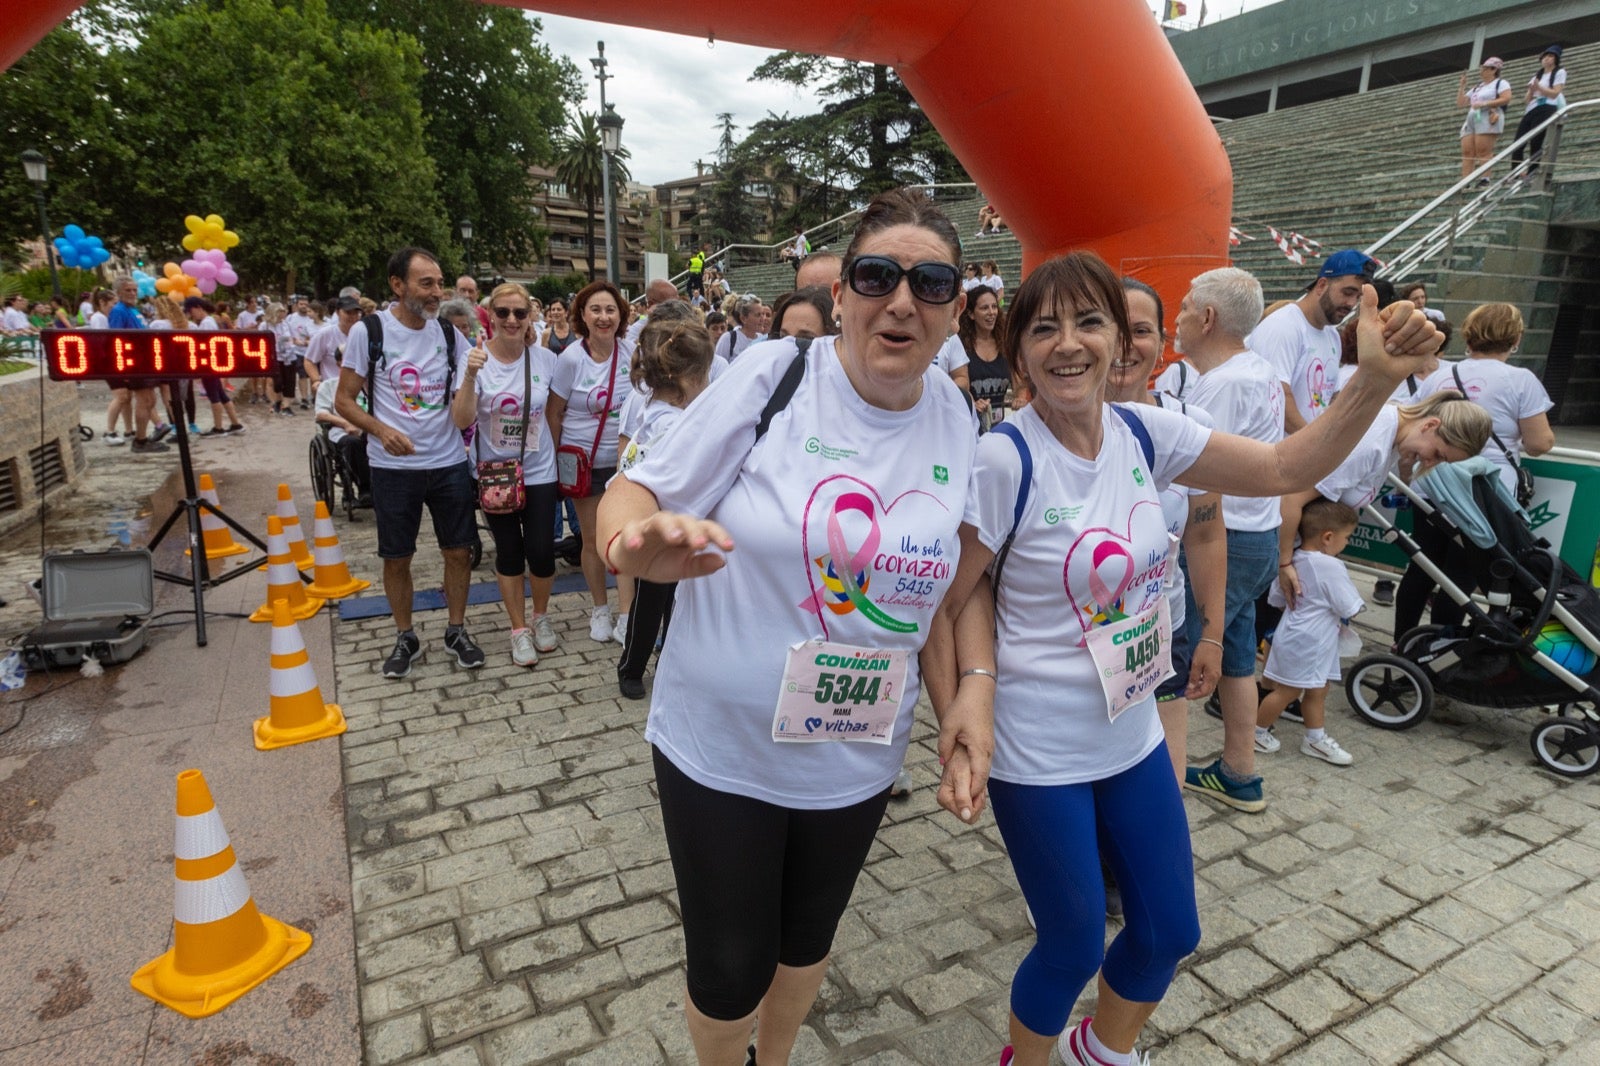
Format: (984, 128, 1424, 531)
(1256, 499, 1365, 765)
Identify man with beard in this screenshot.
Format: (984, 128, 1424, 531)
(1246, 250, 1376, 433)
(336, 247, 486, 679)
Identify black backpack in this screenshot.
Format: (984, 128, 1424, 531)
(362, 312, 459, 416)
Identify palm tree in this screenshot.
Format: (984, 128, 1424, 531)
(553, 112, 632, 281)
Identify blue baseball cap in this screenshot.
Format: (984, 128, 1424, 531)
(1318, 249, 1377, 281)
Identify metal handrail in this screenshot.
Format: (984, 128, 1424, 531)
(647, 181, 980, 299)
(1364, 98, 1595, 275)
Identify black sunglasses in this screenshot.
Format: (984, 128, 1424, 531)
(846, 255, 960, 305)
(493, 306, 530, 320)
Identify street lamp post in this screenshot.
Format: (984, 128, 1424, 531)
(591, 42, 626, 285)
(459, 218, 474, 280)
(19, 150, 63, 302)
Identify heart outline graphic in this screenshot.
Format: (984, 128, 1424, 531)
(1061, 499, 1167, 642)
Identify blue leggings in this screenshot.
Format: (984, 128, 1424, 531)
(989, 745, 1200, 1037)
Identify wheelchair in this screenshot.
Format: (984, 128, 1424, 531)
(309, 426, 366, 522)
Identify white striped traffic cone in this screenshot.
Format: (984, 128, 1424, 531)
(304, 501, 370, 599)
(275, 483, 314, 571)
(254, 597, 346, 750)
(185, 474, 248, 560)
(248, 515, 324, 623)
(129, 768, 311, 1018)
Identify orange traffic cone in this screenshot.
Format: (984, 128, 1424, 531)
(305, 501, 370, 600)
(275, 484, 314, 571)
(254, 598, 346, 750)
(129, 768, 311, 1018)
(185, 474, 248, 561)
(248, 516, 324, 623)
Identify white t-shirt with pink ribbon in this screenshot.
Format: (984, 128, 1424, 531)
(628, 335, 977, 809)
(453, 344, 560, 485)
(967, 402, 1210, 786)
(1248, 302, 1340, 425)
(551, 339, 633, 468)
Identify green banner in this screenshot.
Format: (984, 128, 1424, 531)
(1342, 454, 1600, 580)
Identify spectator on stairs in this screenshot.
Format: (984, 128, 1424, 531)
(1457, 57, 1513, 182)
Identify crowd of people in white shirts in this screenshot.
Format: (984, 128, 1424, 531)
(58, 194, 1559, 1063)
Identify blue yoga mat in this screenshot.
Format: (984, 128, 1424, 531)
(337, 571, 615, 621)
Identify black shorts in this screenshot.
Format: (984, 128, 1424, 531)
(369, 460, 477, 559)
(577, 466, 616, 500)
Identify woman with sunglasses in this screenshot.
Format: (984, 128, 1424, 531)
(539, 297, 578, 354)
(599, 189, 992, 1066)
(451, 283, 562, 666)
(550, 280, 634, 644)
(931, 253, 1443, 1066)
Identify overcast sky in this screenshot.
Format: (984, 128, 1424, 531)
(531, 1, 1271, 187)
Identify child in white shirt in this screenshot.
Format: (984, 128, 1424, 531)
(1256, 499, 1365, 765)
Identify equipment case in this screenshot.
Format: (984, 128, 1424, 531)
(22, 549, 154, 669)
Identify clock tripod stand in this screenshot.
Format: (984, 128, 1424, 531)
(146, 389, 281, 647)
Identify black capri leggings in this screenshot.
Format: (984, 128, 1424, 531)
(273, 360, 299, 398)
(653, 747, 890, 1021)
(484, 481, 559, 578)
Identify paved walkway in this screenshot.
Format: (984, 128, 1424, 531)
(334, 505, 1600, 1063)
(3, 387, 1598, 1065)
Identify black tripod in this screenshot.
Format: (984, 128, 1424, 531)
(146, 387, 275, 646)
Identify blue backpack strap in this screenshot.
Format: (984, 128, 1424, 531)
(989, 421, 1032, 595)
(1111, 403, 1156, 471)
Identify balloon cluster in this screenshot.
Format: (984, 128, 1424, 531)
(155, 262, 202, 300)
(53, 224, 111, 269)
(131, 268, 157, 298)
(181, 248, 239, 294)
(182, 213, 240, 252)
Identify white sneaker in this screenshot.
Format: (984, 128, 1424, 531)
(589, 606, 613, 643)
(1059, 1018, 1150, 1066)
(510, 628, 539, 667)
(531, 614, 558, 653)
(1254, 727, 1281, 753)
(613, 612, 629, 645)
(104, 432, 125, 446)
(1302, 734, 1354, 766)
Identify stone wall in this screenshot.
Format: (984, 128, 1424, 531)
(0, 368, 88, 538)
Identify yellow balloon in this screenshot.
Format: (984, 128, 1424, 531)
(205, 213, 224, 228)
(222, 230, 240, 248)
(184, 214, 205, 234)
(182, 234, 201, 252)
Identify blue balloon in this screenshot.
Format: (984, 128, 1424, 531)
(54, 223, 110, 272)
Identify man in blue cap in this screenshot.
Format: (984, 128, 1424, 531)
(1247, 249, 1376, 432)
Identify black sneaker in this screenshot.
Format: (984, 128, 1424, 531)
(444, 628, 486, 669)
(1281, 700, 1304, 724)
(149, 423, 172, 443)
(382, 631, 421, 678)
(131, 437, 170, 453)
(618, 676, 646, 700)
(1373, 579, 1395, 606)
(225, 423, 246, 435)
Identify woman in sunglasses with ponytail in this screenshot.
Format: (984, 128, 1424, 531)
(451, 283, 562, 666)
(598, 189, 993, 1066)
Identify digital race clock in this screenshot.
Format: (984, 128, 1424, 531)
(42, 329, 279, 381)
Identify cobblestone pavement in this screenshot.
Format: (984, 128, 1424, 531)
(332, 521, 1600, 1065)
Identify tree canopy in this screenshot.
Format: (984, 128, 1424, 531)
(0, 0, 581, 292)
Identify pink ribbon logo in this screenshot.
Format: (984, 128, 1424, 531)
(1062, 500, 1163, 637)
(797, 477, 943, 637)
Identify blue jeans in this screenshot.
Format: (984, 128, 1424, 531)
(554, 496, 579, 539)
(990, 747, 1201, 1036)
(1220, 527, 1279, 677)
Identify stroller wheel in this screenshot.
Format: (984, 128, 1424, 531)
(1529, 717, 1600, 778)
(1345, 654, 1433, 730)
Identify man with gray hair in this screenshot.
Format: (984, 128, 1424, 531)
(795, 251, 842, 291)
(1171, 267, 1284, 814)
(625, 278, 680, 344)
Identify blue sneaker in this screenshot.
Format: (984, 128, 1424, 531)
(1183, 758, 1266, 813)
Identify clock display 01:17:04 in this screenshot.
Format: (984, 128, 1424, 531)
(41, 329, 280, 381)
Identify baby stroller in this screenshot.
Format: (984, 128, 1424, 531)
(1343, 456, 1600, 777)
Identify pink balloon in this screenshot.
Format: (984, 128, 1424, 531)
(196, 277, 218, 295)
(181, 257, 202, 276)
(216, 267, 238, 287)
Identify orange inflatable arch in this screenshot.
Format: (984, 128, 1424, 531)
(5, 0, 1231, 311)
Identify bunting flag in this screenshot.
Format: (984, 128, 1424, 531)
(1228, 225, 1253, 246)
(1163, 0, 1187, 19)
(1267, 227, 1323, 265)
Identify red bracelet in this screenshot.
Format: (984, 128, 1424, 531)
(604, 530, 624, 575)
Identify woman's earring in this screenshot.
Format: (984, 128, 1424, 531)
(1510, 344, 1519, 354)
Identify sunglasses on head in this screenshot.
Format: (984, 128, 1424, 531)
(846, 255, 960, 304)
(493, 306, 530, 320)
